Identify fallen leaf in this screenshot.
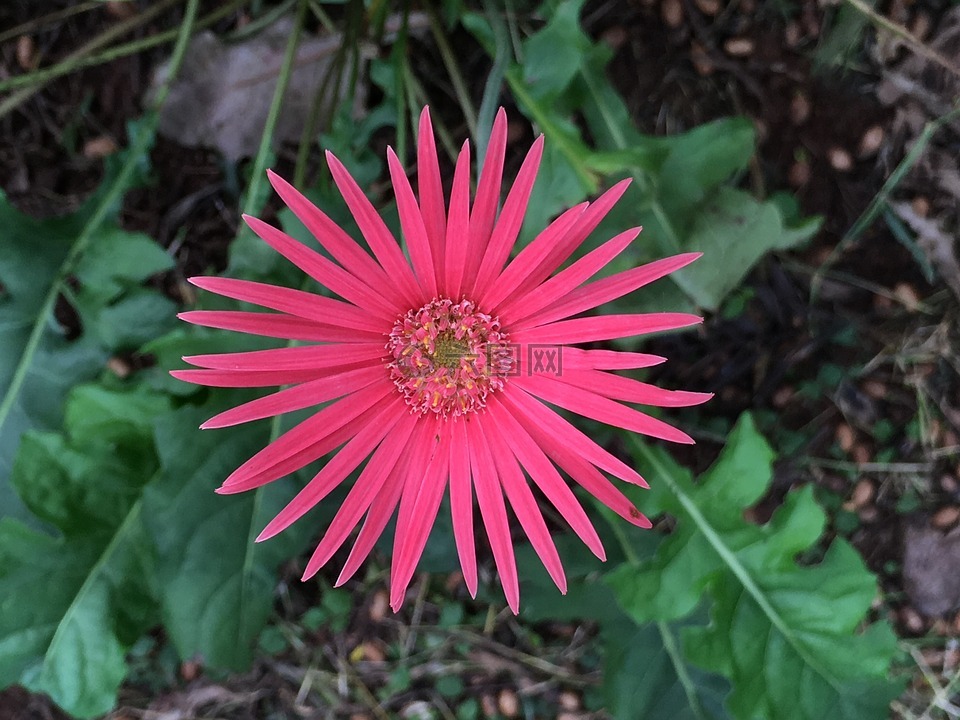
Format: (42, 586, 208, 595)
(903, 523, 960, 616)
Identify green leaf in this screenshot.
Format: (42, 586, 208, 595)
(517, 537, 728, 720)
(143, 398, 313, 670)
(673, 188, 819, 310)
(608, 415, 902, 720)
(0, 193, 108, 522)
(521, 0, 590, 100)
(74, 228, 173, 303)
(0, 121, 162, 523)
(0, 385, 166, 718)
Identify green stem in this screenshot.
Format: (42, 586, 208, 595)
(0, 0, 200, 446)
(428, 7, 478, 139)
(235, 0, 309, 644)
(657, 621, 709, 720)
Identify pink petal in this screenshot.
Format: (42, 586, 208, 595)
(448, 418, 477, 597)
(555, 370, 713, 408)
(301, 412, 420, 577)
(502, 390, 652, 529)
(200, 365, 385, 429)
(463, 108, 507, 283)
(390, 422, 451, 610)
(326, 151, 422, 305)
(266, 170, 405, 307)
(171, 367, 347, 388)
(220, 383, 393, 490)
(515, 374, 694, 445)
(417, 108, 446, 279)
(512, 313, 702, 345)
(178, 310, 373, 342)
(242, 214, 399, 319)
(561, 348, 667, 371)
(183, 342, 386, 371)
(510, 179, 632, 299)
(255, 399, 404, 540)
(500, 387, 647, 487)
(478, 203, 590, 310)
(387, 147, 437, 297)
(480, 412, 566, 594)
(335, 420, 431, 586)
(485, 399, 604, 560)
(443, 141, 472, 299)
(516, 252, 703, 329)
(469, 135, 544, 297)
(496, 227, 638, 324)
(467, 419, 519, 613)
(188, 276, 386, 334)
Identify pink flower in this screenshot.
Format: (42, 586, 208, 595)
(173, 108, 710, 612)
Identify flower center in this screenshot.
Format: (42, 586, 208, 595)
(387, 298, 513, 417)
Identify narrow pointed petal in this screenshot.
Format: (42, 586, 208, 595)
(511, 179, 632, 299)
(335, 466, 404, 586)
(500, 388, 648, 487)
(387, 147, 437, 297)
(443, 141, 472, 298)
(480, 412, 566, 594)
(183, 342, 385, 371)
(470, 135, 544, 297)
(266, 169, 404, 307)
(497, 228, 638, 323)
(243, 214, 399, 319)
(467, 420, 520, 613)
(449, 419, 477, 596)
(561, 348, 667, 371)
(178, 310, 374, 342)
(301, 413, 419, 577)
(417, 107, 446, 277)
(516, 374, 694, 445)
(188, 276, 385, 334)
(503, 392, 652, 529)
(464, 107, 507, 280)
(256, 401, 403, 540)
(486, 399, 604, 560)
(555, 370, 714, 408)
(516, 252, 703, 329)
(220, 383, 393, 490)
(513, 313, 702, 345)
(172, 367, 349, 388)
(326, 151, 422, 304)
(200, 365, 385, 429)
(391, 425, 451, 610)
(478, 202, 590, 310)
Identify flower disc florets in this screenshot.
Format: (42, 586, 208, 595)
(387, 298, 514, 417)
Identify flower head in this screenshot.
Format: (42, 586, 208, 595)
(173, 108, 710, 612)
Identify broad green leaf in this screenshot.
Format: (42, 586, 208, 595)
(518, 537, 729, 720)
(607, 415, 902, 720)
(0, 121, 161, 523)
(521, 0, 590, 99)
(74, 227, 174, 303)
(0, 386, 166, 718)
(0, 193, 107, 522)
(671, 188, 819, 310)
(143, 398, 312, 670)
